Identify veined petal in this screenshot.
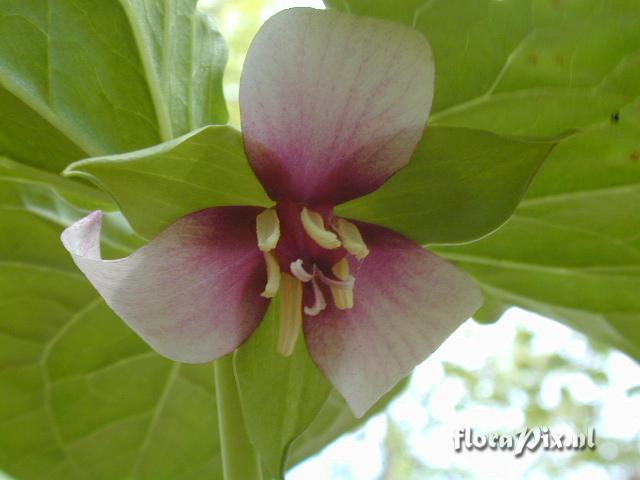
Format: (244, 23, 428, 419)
(240, 8, 434, 205)
(61, 208, 269, 363)
(304, 223, 482, 417)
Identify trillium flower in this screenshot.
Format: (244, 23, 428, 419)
(61, 8, 482, 417)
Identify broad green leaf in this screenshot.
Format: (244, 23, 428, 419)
(325, 0, 533, 116)
(64, 125, 270, 239)
(234, 298, 331, 480)
(327, 0, 640, 358)
(288, 378, 410, 468)
(119, 0, 228, 137)
(0, 157, 113, 212)
(337, 127, 555, 245)
(0, 157, 142, 254)
(471, 292, 509, 325)
(326, 0, 640, 136)
(66, 124, 554, 246)
(0, 177, 224, 480)
(0, 0, 227, 171)
(434, 103, 640, 359)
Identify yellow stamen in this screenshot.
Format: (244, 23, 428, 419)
(300, 207, 341, 249)
(256, 208, 280, 252)
(278, 273, 303, 356)
(260, 251, 281, 298)
(330, 258, 354, 310)
(332, 257, 350, 279)
(334, 218, 369, 260)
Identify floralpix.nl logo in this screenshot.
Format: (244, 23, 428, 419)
(453, 427, 596, 457)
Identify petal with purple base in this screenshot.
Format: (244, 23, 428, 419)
(61, 207, 269, 363)
(304, 222, 482, 417)
(240, 8, 434, 205)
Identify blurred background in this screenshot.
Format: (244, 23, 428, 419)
(194, 0, 640, 478)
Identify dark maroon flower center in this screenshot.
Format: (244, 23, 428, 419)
(254, 200, 370, 355)
(273, 200, 345, 275)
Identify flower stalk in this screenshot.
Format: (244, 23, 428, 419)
(214, 355, 263, 480)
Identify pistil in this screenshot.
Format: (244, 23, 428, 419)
(304, 277, 327, 316)
(290, 259, 314, 282)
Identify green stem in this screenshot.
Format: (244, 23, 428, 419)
(214, 354, 263, 480)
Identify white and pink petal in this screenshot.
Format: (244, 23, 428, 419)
(303, 222, 482, 417)
(61, 208, 269, 363)
(240, 8, 434, 205)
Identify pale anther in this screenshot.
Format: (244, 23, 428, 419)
(329, 258, 354, 310)
(300, 207, 341, 250)
(334, 218, 369, 260)
(256, 208, 280, 252)
(260, 251, 281, 298)
(332, 257, 350, 280)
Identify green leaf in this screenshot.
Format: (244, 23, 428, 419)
(68, 123, 554, 246)
(434, 103, 640, 359)
(0, 157, 113, 211)
(234, 297, 331, 480)
(0, 177, 224, 480)
(234, 301, 412, 478)
(0, 157, 142, 255)
(337, 126, 555, 245)
(327, 0, 640, 358)
(288, 377, 410, 469)
(0, 0, 227, 171)
(64, 125, 271, 239)
(119, 0, 229, 137)
(326, 0, 640, 136)
(472, 292, 509, 325)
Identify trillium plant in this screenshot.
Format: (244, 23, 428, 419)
(3, 0, 639, 478)
(63, 8, 481, 422)
(60, 6, 481, 478)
